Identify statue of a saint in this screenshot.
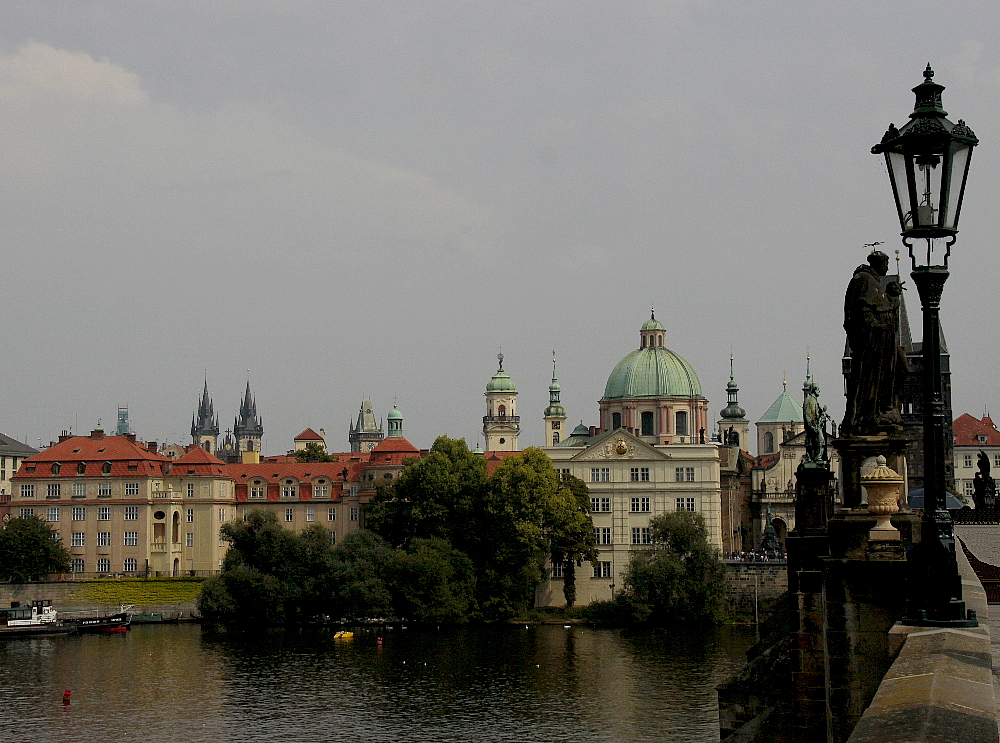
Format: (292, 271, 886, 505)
(972, 450, 997, 510)
(803, 377, 829, 465)
(842, 251, 908, 436)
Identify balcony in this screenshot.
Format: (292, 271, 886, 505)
(483, 415, 520, 425)
(151, 541, 167, 553)
(152, 490, 181, 500)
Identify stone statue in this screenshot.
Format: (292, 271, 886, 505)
(803, 377, 829, 465)
(842, 251, 908, 436)
(972, 450, 996, 510)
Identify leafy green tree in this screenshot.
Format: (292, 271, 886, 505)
(548, 474, 598, 608)
(199, 510, 336, 623)
(390, 537, 476, 622)
(480, 448, 596, 617)
(366, 435, 486, 552)
(620, 511, 726, 624)
(289, 442, 334, 462)
(330, 530, 396, 619)
(0, 516, 71, 582)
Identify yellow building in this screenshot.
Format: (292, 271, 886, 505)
(11, 428, 234, 576)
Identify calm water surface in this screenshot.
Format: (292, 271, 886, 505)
(0, 622, 753, 742)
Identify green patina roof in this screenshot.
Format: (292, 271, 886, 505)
(387, 406, 403, 421)
(486, 368, 516, 393)
(557, 423, 592, 447)
(641, 316, 665, 331)
(603, 347, 702, 400)
(757, 387, 803, 423)
(544, 404, 566, 418)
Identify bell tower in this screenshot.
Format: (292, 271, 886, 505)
(543, 352, 567, 447)
(484, 353, 519, 451)
(191, 378, 220, 452)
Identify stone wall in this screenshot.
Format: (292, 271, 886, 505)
(0, 578, 203, 617)
(724, 561, 788, 620)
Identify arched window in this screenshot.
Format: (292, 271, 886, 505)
(675, 411, 688, 436)
(203, 442, 210, 451)
(641, 411, 654, 436)
(77, 462, 87, 475)
(498, 404, 506, 416)
(552, 432, 560, 445)
(764, 431, 774, 453)
(612, 412, 622, 430)
(51, 463, 61, 475)
(102, 461, 112, 475)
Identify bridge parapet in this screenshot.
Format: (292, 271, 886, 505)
(847, 547, 998, 743)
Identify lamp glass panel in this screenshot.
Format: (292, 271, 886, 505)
(943, 143, 971, 231)
(914, 153, 944, 228)
(886, 151, 911, 229)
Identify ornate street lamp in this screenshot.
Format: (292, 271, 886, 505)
(872, 65, 978, 626)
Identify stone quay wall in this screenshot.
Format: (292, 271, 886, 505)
(724, 561, 788, 620)
(0, 578, 204, 617)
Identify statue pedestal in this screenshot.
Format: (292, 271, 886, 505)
(831, 435, 911, 510)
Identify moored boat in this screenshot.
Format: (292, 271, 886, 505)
(69, 610, 132, 634)
(0, 601, 76, 637)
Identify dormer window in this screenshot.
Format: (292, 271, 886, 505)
(102, 462, 112, 475)
(979, 435, 988, 445)
(51, 463, 61, 475)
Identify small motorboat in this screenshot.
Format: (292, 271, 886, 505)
(0, 601, 76, 638)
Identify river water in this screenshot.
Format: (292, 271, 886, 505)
(0, 622, 754, 743)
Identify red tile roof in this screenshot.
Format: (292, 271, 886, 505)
(953, 414, 1000, 446)
(13, 434, 170, 479)
(370, 437, 420, 455)
(294, 428, 324, 442)
(165, 445, 229, 477)
(224, 462, 348, 485)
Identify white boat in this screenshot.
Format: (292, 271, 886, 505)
(0, 601, 75, 637)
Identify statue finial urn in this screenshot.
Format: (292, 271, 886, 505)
(862, 455, 903, 540)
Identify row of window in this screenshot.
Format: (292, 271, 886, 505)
(71, 558, 139, 573)
(20, 482, 139, 498)
(610, 410, 689, 437)
(280, 507, 358, 522)
(587, 467, 698, 483)
(69, 531, 141, 547)
(589, 496, 698, 514)
(963, 453, 1000, 468)
(550, 561, 613, 578)
(22, 506, 140, 521)
(247, 485, 334, 499)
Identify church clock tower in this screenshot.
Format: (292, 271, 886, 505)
(484, 353, 519, 451)
(543, 352, 567, 446)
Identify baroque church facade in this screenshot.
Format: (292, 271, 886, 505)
(532, 313, 724, 607)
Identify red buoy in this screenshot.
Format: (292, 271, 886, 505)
(62, 690, 71, 704)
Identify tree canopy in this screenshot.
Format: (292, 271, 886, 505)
(289, 442, 334, 462)
(617, 511, 726, 624)
(0, 516, 71, 582)
(368, 437, 595, 618)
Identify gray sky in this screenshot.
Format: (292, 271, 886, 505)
(2, 2, 999, 454)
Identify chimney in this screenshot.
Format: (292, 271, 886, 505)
(125, 433, 137, 444)
(90, 429, 105, 440)
(58, 431, 72, 443)
(147, 442, 159, 454)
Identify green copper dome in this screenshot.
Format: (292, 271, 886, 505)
(641, 313, 665, 332)
(557, 423, 592, 447)
(387, 406, 403, 421)
(486, 353, 516, 393)
(487, 368, 515, 392)
(604, 347, 702, 399)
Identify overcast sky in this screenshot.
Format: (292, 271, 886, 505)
(2, 2, 999, 454)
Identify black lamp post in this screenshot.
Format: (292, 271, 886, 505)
(872, 65, 978, 626)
